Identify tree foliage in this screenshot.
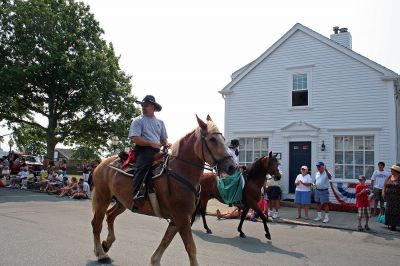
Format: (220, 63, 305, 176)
(0, 0, 139, 158)
(71, 145, 101, 161)
(13, 124, 47, 155)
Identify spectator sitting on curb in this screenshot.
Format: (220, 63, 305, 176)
(7, 168, 29, 188)
(71, 178, 91, 199)
(58, 177, 79, 197)
(215, 207, 253, 220)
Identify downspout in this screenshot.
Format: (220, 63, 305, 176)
(394, 78, 400, 162)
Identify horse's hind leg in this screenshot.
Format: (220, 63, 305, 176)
(237, 207, 250, 238)
(200, 202, 212, 234)
(150, 222, 178, 266)
(191, 198, 212, 234)
(102, 201, 126, 253)
(91, 189, 112, 263)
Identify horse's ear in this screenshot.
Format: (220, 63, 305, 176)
(206, 115, 213, 121)
(269, 151, 273, 157)
(196, 114, 207, 130)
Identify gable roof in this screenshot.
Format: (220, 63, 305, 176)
(281, 121, 319, 131)
(55, 148, 74, 160)
(220, 23, 399, 95)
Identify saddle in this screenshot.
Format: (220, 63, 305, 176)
(109, 150, 165, 177)
(108, 149, 168, 217)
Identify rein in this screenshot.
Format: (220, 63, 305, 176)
(164, 131, 230, 205)
(200, 132, 232, 169)
(172, 156, 215, 172)
(167, 170, 200, 200)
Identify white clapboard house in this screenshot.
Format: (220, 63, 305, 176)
(220, 23, 400, 204)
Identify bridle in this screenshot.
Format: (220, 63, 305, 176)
(200, 131, 232, 169)
(163, 130, 234, 215)
(173, 131, 232, 172)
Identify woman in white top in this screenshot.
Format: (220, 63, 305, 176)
(294, 166, 313, 219)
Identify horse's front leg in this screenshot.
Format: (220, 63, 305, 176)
(91, 194, 111, 263)
(177, 218, 199, 266)
(255, 209, 271, 240)
(150, 222, 178, 266)
(237, 207, 250, 238)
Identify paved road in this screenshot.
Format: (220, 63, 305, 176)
(1, 189, 400, 266)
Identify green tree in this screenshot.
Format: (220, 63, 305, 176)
(0, 0, 139, 158)
(71, 145, 101, 161)
(13, 124, 47, 155)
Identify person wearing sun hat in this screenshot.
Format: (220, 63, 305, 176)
(383, 164, 400, 231)
(128, 95, 169, 208)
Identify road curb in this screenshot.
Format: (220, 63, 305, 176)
(204, 212, 396, 236)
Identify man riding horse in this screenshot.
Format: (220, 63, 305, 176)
(128, 95, 170, 208)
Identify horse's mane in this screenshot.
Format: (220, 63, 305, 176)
(246, 156, 267, 180)
(170, 120, 220, 157)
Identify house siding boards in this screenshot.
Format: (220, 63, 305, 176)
(222, 24, 399, 203)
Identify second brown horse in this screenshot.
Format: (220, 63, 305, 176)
(192, 152, 280, 240)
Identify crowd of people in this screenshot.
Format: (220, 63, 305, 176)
(214, 156, 400, 232)
(0, 154, 100, 200)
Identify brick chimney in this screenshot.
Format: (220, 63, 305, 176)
(330, 26, 352, 49)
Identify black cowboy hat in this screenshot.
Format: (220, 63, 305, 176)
(230, 139, 239, 147)
(136, 95, 162, 112)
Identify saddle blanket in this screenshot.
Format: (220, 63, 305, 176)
(108, 159, 136, 177)
(217, 170, 244, 205)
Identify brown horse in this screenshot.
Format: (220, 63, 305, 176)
(192, 153, 280, 239)
(91, 115, 237, 266)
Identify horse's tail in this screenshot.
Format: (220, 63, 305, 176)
(91, 188, 97, 213)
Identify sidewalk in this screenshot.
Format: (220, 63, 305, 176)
(206, 199, 400, 237)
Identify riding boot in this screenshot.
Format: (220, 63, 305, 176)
(133, 177, 146, 208)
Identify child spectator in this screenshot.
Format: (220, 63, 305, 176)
(39, 167, 49, 182)
(265, 173, 282, 219)
(355, 175, 371, 231)
(71, 178, 91, 199)
(58, 177, 78, 197)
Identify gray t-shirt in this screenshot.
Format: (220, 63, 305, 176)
(128, 115, 168, 144)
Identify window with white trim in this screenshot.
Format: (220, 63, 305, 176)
(334, 136, 374, 180)
(292, 73, 308, 106)
(238, 137, 268, 167)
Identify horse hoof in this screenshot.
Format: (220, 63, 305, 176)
(98, 255, 111, 264)
(102, 241, 110, 253)
(265, 233, 271, 240)
(240, 232, 246, 238)
(206, 229, 212, 234)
